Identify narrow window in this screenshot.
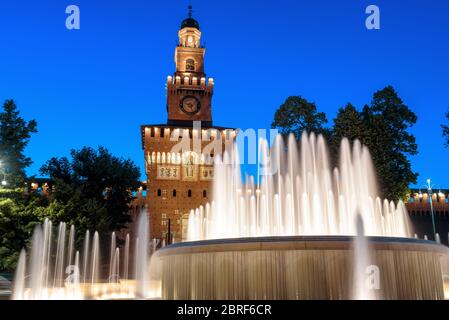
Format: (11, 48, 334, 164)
(188, 190, 192, 198)
(173, 189, 177, 197)
(203, 190, 207, 198)
(157, 189, 162, 197)
(186, 59, 195, 71)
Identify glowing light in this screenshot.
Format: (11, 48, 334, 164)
(187, 133, 411, 241)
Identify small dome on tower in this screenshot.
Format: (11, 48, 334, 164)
(181, 5, 200, 30)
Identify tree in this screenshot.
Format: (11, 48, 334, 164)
(272, 87, 418, 201)
(333, 86, 418, 200)
(330, 103, 367, 165)
(442, 109, 449, 147)
(271, 96, 328, 139)
(0, 189, 46, 271)
(362, 86, 418, 200)
(0, 100, 38, 187)
(333, 103, 366, 144)
(0, 100, 38, 270)
(40, 146, 141, 239)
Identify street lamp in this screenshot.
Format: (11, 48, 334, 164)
(426, 179, 437, 241)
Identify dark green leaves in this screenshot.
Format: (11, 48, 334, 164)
(272, 86, 418, 201)
(272, 96, 328, 139)
(39, 146, 141, 237)
(0, 100, 38, 187)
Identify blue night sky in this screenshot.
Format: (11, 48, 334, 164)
(0, 0, 448, 188)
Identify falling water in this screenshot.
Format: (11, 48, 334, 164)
(41, 219, 52, 288)
(13, 221, 83, 300)
(74, 251, 80, 285)
(135, 211, 149, 298)
(54, 223, 66, 288)
(82, 230, 90, 284)
(12, 211, 159, 300)
(29, 225, 44, 299)
(67, 225, 75, 267)
(187, 133, 412, 241)
(13, 250, 26, 300)
(110, 248, 120, 283)
(124, 234, 130, 281)
(90, 232, 100, 287)
(109, 232, 116, 281)
(352, 214, 377, 300)
(65, 251, 82, 299)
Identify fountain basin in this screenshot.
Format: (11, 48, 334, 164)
(154, 236, 449, 300)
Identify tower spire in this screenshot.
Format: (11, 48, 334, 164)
(180, 4, 200, 30)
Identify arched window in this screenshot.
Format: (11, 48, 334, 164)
(173, 189, 177, 197)
(157, 189, 162, 197)
(188, 190, 192, 198)
(203, 190, 207, 198)
(185, 59, 195, 71)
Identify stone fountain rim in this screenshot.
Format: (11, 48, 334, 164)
(157, 236, 449, 256)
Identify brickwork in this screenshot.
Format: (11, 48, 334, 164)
(140, 13, 234, 242)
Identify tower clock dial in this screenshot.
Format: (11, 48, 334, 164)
(180, 96, 201, 115)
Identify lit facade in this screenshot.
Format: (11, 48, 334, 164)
(141, 9, 235, 243)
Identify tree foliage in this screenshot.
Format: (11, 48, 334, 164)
(272, 86, 418, 201)
(272, 96, 328, 139)
(360, 86, 418, 200)
(0, 100, 144, 271)
(39, 146, 141, 238)
(0, 189, 47, 271)
(0, 100, 38, 187)
(333, 103, 366, 144)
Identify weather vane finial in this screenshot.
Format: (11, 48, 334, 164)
(188, 4, 193, 18)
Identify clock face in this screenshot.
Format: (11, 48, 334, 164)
(180, 96, 201, 115)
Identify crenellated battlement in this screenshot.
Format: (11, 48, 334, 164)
(167, 75, 214, 89)
(143, 126, 235, 145)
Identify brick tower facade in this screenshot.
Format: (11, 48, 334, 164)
(141, 7, 235, 243)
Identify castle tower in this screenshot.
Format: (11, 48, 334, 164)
(141, 7, 234, 243)
(167, 5, 214, 127)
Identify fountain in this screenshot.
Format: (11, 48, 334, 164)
(11, 132, 449, 300)
(154, 132, 449, 300)
(12, 211, 161, 300)
(352, 214, 377, 300)
(186, 133, 410, 240)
